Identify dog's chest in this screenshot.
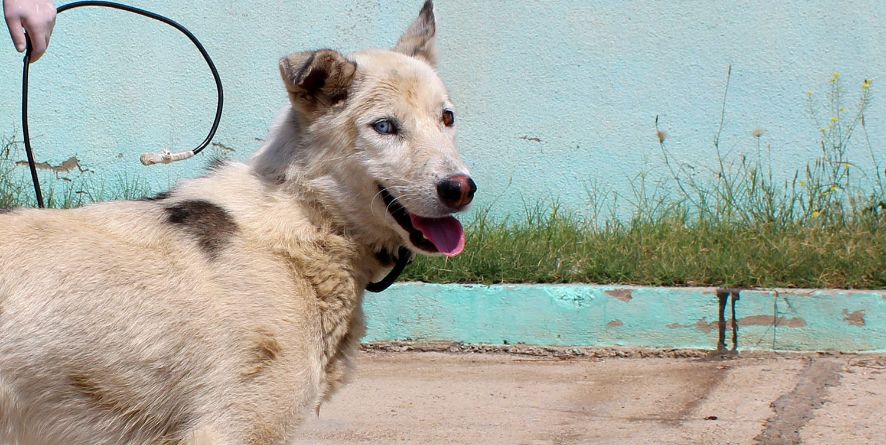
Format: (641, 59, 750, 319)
(281, 240, 369, 398)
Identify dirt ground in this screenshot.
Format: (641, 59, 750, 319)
(294, 348, 885, 445)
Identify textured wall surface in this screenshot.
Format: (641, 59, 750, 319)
(364, 283, 886, 352)
(0, 0, 883, 217)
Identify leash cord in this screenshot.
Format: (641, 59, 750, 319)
(365, 247, 412, 293)
(21, 0, 224, 208)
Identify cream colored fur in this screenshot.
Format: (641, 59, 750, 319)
(0, 2, 469, 444)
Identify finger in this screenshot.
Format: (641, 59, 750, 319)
(20, 16, 50, 62)
(48, 14, 56, 38)
(29, 36, 46, 62)
(42, 19, 54, 57)
(4, 15, 26, 52)
(28, 27, 47, 62)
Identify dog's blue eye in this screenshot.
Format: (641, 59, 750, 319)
(372, 119, 397, 135)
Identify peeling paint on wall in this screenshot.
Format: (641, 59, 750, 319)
(15, 156, 92, 178)
(842, 309, 865, 326)
(364, 284, 886, 352)
(605, 289, 633, 302)
(669, 316, 807, 332)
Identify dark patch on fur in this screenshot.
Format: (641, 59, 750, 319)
(69, 372, 190, 442)
(205, 156, 228, 171)
(242, 330, 282, 379)
(374, 249, 395, 267)
(328, 90, 348, 104)
(141, 191, 170, 202)
(280, 49, 356, 112)
(301, 68, 327, 95)
(165, 200, 238, 259)
(69, 373, 128, 413)
(294, 52, 317, 84)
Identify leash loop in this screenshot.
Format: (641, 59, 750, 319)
(21, 0, 224, 208)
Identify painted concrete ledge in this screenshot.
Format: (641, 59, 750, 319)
(363, 283, 886, 353)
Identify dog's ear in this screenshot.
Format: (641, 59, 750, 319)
(279, 49, 357, 116)
(393, 0, 437, 68)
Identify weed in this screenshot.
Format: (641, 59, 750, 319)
(404, 72, 884, 289)
(0, 134, 150, 208)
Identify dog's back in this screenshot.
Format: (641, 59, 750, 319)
(0, 192, 326, 444)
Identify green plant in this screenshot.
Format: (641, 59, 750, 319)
(0, 135, 151, 208)
(403, 71, 884, 289)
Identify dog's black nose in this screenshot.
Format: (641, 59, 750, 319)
(436, 175, 477, 210)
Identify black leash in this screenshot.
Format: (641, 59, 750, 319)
(366, 246, 412, 293)
(21, 0, 224, 208)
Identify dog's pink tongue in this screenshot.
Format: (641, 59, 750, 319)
(410, 215, 465, 257)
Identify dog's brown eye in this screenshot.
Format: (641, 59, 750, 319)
(442, 110, 455, 127)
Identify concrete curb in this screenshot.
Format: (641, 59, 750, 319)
(363, 283, 886, 352)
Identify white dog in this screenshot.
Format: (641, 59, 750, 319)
(0, 1, 475, 443)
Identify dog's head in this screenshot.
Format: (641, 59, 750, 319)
(271, 1, 475, 257)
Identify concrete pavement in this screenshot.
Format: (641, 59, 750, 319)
(294, 349, 885, 445)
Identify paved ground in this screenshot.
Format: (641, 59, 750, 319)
(294, 350, 885, 445)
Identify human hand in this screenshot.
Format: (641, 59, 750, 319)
(3, 0, 56, 62)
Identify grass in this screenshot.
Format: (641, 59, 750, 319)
(401, 206, 885, 288)
(1, 133, 156, 208)
(403, 72, 885, 289)
(2, 72, 884, 289)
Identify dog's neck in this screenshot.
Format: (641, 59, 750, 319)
(250, 107, 406, 265)
(169, 160, 396, 291)
(282, 180, 406, 286)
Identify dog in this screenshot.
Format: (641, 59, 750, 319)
(0, 1, 475, 443)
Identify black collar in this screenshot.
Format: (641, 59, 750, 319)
(366, 246, 413, 293)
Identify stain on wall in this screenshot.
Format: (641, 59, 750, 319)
(605, 289, 633, 302)
(843, 309, 866, 326)
(364, 284, 886, 352)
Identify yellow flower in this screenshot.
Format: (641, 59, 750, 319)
(863, 79, 872, 89)
(831, 185, 838, 192)
(830, 116, 839, 123)
(812, 210, 821, 218)
(844, 164, 851, 171)
(832, 72, 841, 82)
(799, 180, 807, 188)
(806, 91, 814, 97)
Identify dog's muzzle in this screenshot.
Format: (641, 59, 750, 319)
(379, 185, 465, 256)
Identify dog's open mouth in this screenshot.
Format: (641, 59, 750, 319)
(379, 186, 465, 257)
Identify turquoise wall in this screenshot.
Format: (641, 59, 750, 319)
(364, 284, 886, 352)
(1, 0, 884, 216)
